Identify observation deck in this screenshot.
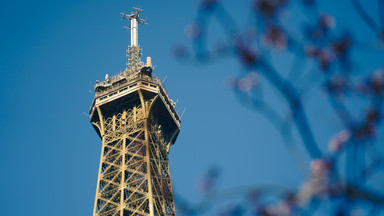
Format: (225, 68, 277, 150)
(89, 66, 181, 143)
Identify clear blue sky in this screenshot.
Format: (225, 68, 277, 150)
(0, 0, 382, 215)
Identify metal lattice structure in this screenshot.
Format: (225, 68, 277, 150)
(127, 46, 142, 72)
(89, 8, 180, 216)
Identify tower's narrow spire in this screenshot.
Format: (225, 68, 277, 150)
(121, 7, 147, 46)
(121, 7, 147, 72)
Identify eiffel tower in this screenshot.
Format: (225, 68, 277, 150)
(89, 7, 180, 216)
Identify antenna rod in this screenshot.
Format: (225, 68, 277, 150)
(122, 7, 147, 47)
(131, 18, 138, 46)
(121, 7, 147, 71)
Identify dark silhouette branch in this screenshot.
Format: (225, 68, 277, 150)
(257, 60, 323, 159)
(350, 0, 383, 39)
(174, 1, 384, 214)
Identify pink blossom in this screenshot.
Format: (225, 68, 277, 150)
(184, 23, 201, 39)
(310, 159, 331, 174)
(328, 130, 351, 153)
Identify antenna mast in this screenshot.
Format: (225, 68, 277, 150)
(121, 7, 147, 46)
(121, 7, 148, 72)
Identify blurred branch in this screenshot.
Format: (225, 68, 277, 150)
(287, 53, 307, 82)
(234, 89, 308, 175)
(350, 0, 383, 39)
(175, 0, 384, 215)
(258, 60, 323, 158)
(329, 96, 356, 128)
(378, 0, 384, 30)
(176, 184, 293, 215)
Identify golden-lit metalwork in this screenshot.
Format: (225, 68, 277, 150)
(89, 8, 180, 216)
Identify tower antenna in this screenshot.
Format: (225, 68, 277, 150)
(121, 7, 148, 72)
(121, 7, 148, 46)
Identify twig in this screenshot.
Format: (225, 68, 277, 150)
(350, 0, 382, 38)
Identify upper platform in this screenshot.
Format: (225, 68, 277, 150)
(89, 67, 180, 130)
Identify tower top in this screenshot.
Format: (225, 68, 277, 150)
(121, 7, 147, 46)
